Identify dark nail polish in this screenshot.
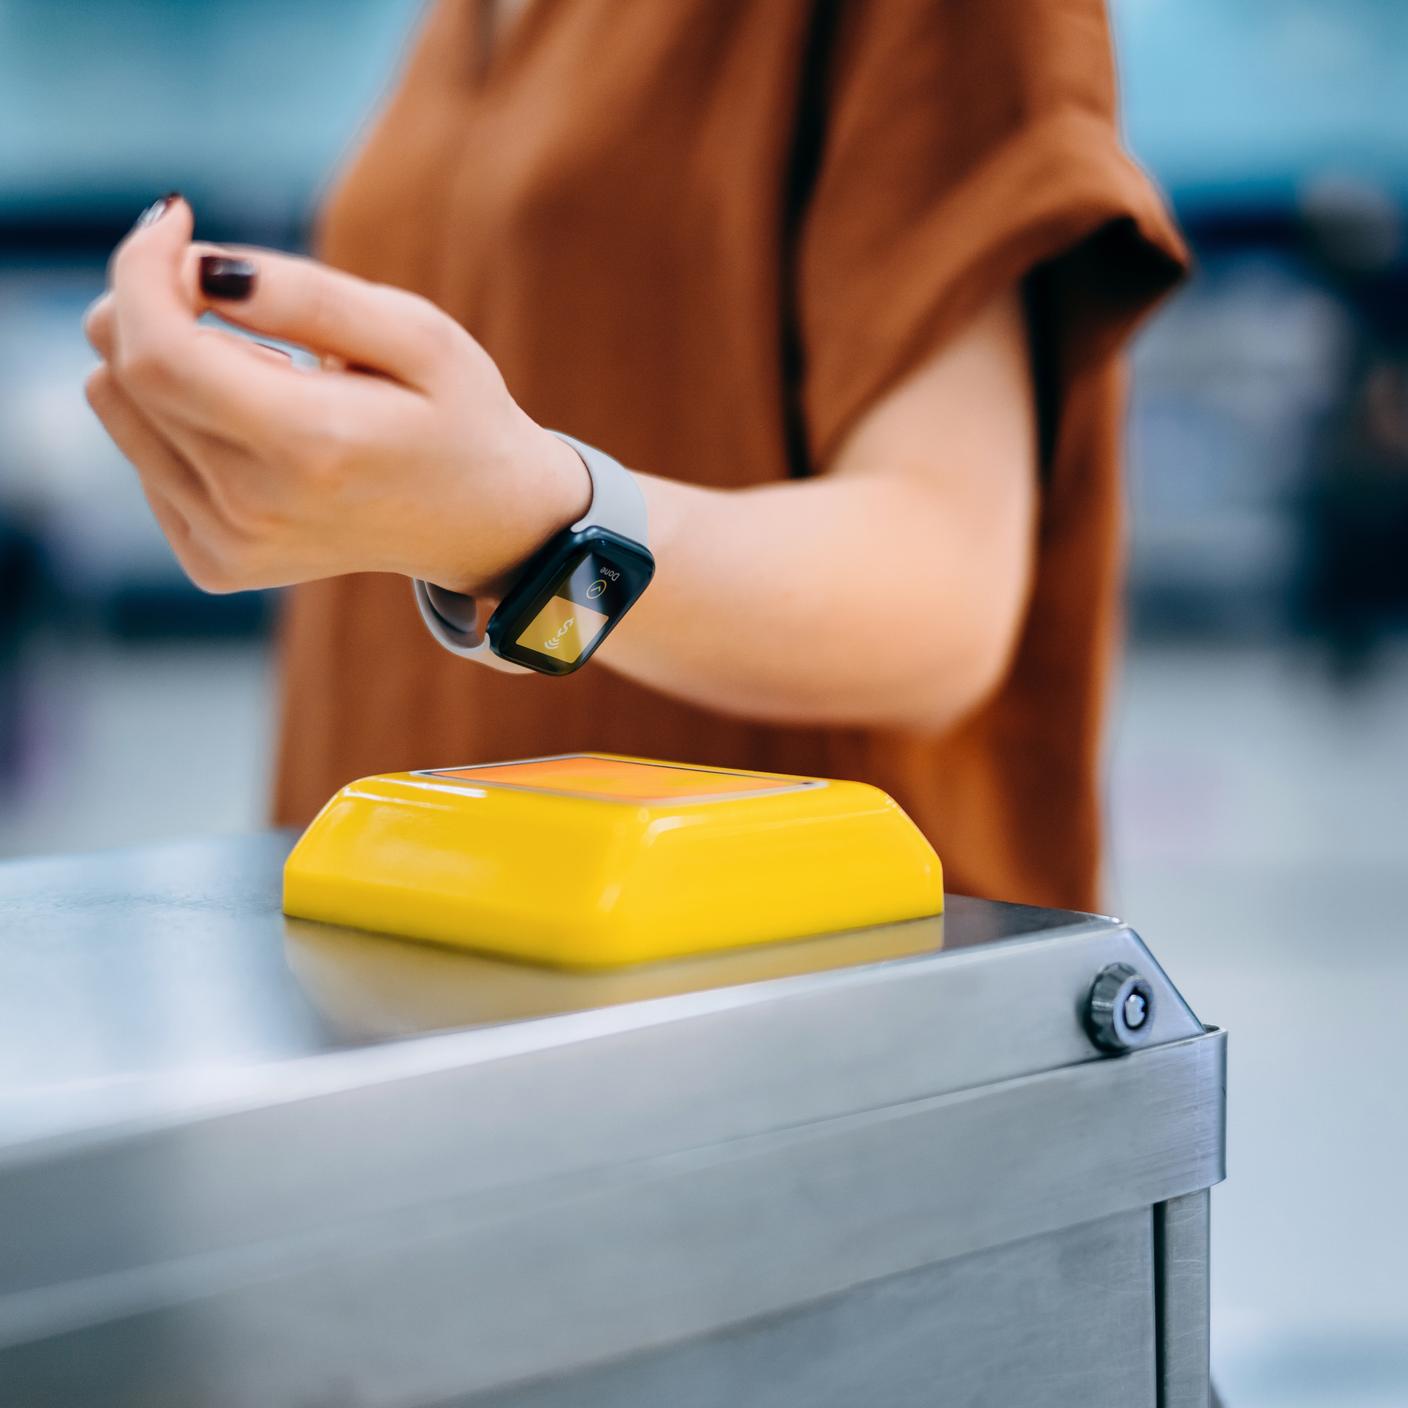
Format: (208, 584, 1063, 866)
(199, 255, 258, 301)
(133, 192, 181, 232)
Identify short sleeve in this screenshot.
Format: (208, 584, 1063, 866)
(797, 0, 1188, 466)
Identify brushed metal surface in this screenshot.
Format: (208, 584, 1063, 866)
(459, 1211, 1158, 1408)
(1157, 1191, 1213, 1408)
(3, 1214, 1160, 1408)
(0, 1030, 1225, 1401)
(0, 833, 1225, 1407)
(0, 833, 1201, 1150)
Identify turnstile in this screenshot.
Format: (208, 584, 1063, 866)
(0, 834, 1225, 1407)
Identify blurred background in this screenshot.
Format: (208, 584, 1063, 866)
(1, 2, 1405, 1404)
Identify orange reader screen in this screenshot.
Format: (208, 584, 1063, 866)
(428, 755, 812, 803)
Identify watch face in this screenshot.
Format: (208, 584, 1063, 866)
(491, 528, 654, 674)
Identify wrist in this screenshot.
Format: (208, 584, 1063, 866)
(415, 431, 654, 676)
(431, 416, 592, 596)
(525, 419, 595, 531)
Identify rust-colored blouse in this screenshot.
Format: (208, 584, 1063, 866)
(274, 0, 1186, 910)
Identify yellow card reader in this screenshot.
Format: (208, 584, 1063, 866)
(282, 753, 943, 968)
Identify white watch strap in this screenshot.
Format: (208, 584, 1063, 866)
(558, 432, 649, 542)
(413, 432, 647, 670)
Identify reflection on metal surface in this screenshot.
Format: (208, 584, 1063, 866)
(0, 833, 1223, 1406)
(281, 912, 948, 1038)
(0, 836, 1201, 1149)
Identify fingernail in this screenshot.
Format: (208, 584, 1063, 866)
(199, 255, 258, 301)
(133, 192, 181, 232)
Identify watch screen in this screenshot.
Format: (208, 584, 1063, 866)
(516, 592, 610, 664)
(499, 535, 653, 672)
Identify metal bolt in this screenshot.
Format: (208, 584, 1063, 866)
(1084, 962, 1155, 1054)
(1123, 990, 1148, 1030)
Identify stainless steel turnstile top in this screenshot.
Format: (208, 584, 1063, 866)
(1, 831, 1197, 1150)
(0, 833, 1225, 1408)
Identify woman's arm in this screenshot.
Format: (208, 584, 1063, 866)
(609, 291, 1036, 730)
(84, 199, 1036, 734)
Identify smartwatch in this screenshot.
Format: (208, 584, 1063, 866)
(414, 432, 654, 675)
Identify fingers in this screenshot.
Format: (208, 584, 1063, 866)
(86, 290, 292, 369)
(86, 351, 269, 536)
(84, 364, 205, 539)
(106, 200, 308, 439)
(84, 364, 280, 595)
(83, 294, 115, 361)
(107, 193, 198, 363)
(185, 244, 457, 390)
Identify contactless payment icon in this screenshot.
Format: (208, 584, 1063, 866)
(516, 595, 610, 664)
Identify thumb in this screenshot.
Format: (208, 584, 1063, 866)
(185, 245, 454, 390)
(109, 194, 199, 354)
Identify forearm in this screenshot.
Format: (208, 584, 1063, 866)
(599, 468, 1033, 732)
(82, 218, 1035, 724)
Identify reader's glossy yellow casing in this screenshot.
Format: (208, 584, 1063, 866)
(283, 754, 943, 968)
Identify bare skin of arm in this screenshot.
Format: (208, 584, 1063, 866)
(613, 291, 1036, 730)
(84, 198, 1036, 735)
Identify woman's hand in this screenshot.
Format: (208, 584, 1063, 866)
(84, 200, 1036, 734)
(83, 196, 589, 595)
